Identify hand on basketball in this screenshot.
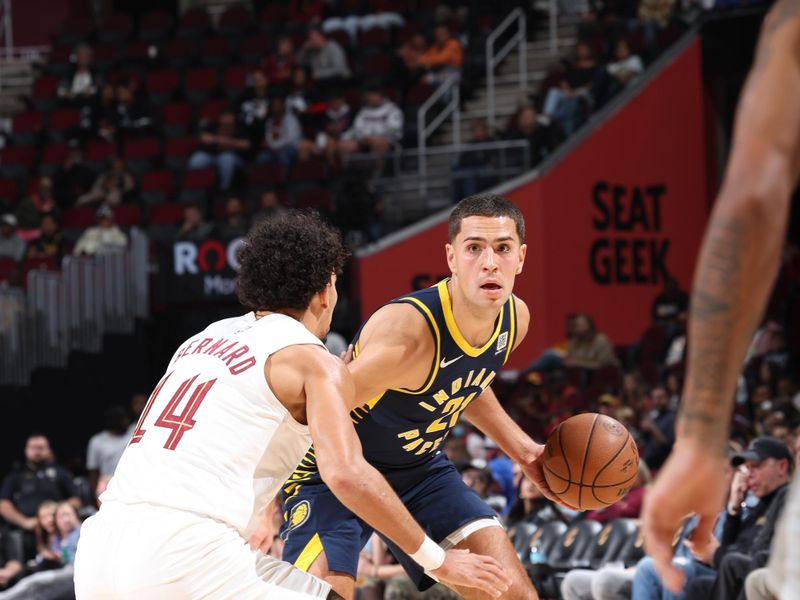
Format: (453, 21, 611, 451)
(522, 446, 580, 511)
(641, 442, 727, 594)
(430, 548, 512, 598)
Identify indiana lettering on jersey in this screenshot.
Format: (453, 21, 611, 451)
(396, 367, 496, 457)
(172, 336, 257, 375)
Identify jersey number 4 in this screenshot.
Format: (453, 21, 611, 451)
(130, 373, 217, 450)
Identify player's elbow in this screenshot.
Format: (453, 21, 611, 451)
(720, 156, 794, 219)
(317, 458, 363, 497)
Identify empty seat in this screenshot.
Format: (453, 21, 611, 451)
(165, 137, 200, 171)
(223, 65, 250, 100)
(61, 206, 97, 229)
(185, 67, 219, 104)
(113, 204, 142, 227)
(122, 138, 162, 173)
(31, 75, 61, 111)
(146, 68, 180, 105)
(139, 9, 174, 42)
(0, 146, 35, 178)
(149, 202, 185, 225)
(83, 140, 117, 170)
(40, 144, 70, 176)
(11, 111, 44, 145)
(161, 102, 194, 137)
(141, 170, 175, 205)
(219, 4, 251, 36)
(47, 109, 81, 142)
(288, 159, 326, 183)
(163, 38, 196, 69)
(98, 12, 133, 43)
(177, 8, 211, 39)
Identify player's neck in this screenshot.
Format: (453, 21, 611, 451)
(255, 308, 324, 339)
(447, 280, 501, 347)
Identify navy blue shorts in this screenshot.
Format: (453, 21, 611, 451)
(279, 454, 495, 591)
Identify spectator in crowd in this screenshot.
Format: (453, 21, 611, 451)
(113, 81, 154, 138)
(564, 313, 620, 370)
(452, 119, 500, 201)
(76, 156, 135, 207)
(506, 473, 565, 528)
(599, 38, 644, 104)
(639, 385, 676, 470)
(506, 105, 566, 167)
(52, 143, 94, 209)
(339, 86, 403, 160)
(257, 97, 301, 169)
(527, 314, 577, 375)
(651, 276, 688, 327)
(86, 405, 131, 504)
(0, 501, 81, 600)
(638, 0, 676, 52)
(27, 500, 59, 574)
(681, 437, 792, 600)
(420, 24, 464, 85)
(297, 28, 351, 85)
(263, 36, 296, 86)
(25, 214, 65, 263)
(290, 0, 325, 24)
(14, 177, 57, 234)
(542, 42, 600, 135)
(0, 530, 23, 591)
(237, 68, 270, 146)
(176, 202, 214, 242)
(188, 110, 251, 191)
(459, 460, 507, 515)
(0, 434, 80, 559)
(484, 438, 516, 515)
(72, 204, 127, 256)
(85, 82, 117, 141)
(57, 44, 99, 106)
(396, 33, 427, 91)
(285, 65, 317, 116)
(297, 92, 353, 164)
(0, 215, 25, 263)
(251, 189, 286, 224)
(216, 196, 250, 239)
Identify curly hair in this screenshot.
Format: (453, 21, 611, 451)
(448, 193, 525, 242)
(237, 211, 348, 312)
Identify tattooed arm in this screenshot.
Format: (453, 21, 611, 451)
(642, 2, 800, 592)
(680, 0, 800, 451)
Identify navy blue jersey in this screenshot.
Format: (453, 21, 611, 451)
(284, 279, 517, 497)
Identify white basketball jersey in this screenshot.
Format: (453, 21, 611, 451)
(102, 312, 324, 537)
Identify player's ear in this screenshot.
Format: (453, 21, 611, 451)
(445, 243, 456, 273)
(517, 243, 527, 274)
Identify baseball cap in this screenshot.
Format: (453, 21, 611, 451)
(599, 393, 620, 407)
(96, 205, 113, 219)
(1, 214, 18, 227)
(731, 436, 793, 467)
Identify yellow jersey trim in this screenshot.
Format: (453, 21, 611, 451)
(390, 296, 441, 395)
(437, 280, 504, 357)
(294, 533, 324, 572)
(503, 295, 517, 364)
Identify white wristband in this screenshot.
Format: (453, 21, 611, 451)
(409, 536, 445, 572)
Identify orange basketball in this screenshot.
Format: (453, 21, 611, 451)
(543, 412, 640, 510)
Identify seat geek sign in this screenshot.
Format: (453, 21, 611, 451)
(162, 238, 244, 302)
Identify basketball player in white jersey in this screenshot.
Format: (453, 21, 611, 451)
(641, 1, 800, 598)
(73, 212, 511, 599)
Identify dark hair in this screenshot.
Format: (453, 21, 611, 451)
(237, 211, 348, 312)
(448, 194, 525, 243)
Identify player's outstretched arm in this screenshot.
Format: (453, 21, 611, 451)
(642, 1, 800, 592)
(293, 346, 513, 597)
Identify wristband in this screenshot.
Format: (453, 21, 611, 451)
(409, 536, 445, 572)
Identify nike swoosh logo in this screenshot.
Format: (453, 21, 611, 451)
(440, 355, 464, 368)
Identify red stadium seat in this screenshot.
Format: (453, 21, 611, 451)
(360, 27, 389, 48)
(185, 67, 219, 104)
(219, 4, 251, 35)
(92, 42, 121, 70)
(84, 140, 117, 169)
(98, 12, 133, 43)
(177, 8, 211, 38)
(0, 146, 35, 178)
(11, 111, 43, 145)
(146, 68, 180, 105)
(201, 36, 232, 68)
(61, 206, 97, 229)
(113, 204, 142, 227)
(58, 16, 92, 45)
(197, 99, 229, 123)
(223, 65, 250, 100)
(163, 38, 196, 68)
(182, 167, 216, 190)
(32, 75, 60, 100)
(139, 9, 174, 42)
(149, 202, 185, 225)
(0, 178, 18, 201)
(296, 187, 334, 211)
(122, 138, 162, 173)
(362, 54, 392, 77)
(40, 143, 69, 175)
(260, 4, 289, 24)
(47, 109, 81, 140)
(240, 35, 270, 65)
(288, 159, 326, 183)
(141, 170, 174, 205)
(124, 41, 150, 62)
(406, 82, 434, 106)
(248, 163, 284, 186)
(161, 102, 194, 136)
(165, 137, 200, 171)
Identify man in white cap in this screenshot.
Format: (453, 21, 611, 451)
(73, 205, 127, 256)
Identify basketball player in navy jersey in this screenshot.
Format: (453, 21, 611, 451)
(274, 195, 560, 599)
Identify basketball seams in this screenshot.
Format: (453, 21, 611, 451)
(591, 430, 634, 488)
(543, 464, 638, 489)
(577, 414, 599, 510)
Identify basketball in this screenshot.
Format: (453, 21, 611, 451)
(543, 413, 640, 511)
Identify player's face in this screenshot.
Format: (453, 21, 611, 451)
(446, 216, 526, 310)
(317, 273, 338, 340)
